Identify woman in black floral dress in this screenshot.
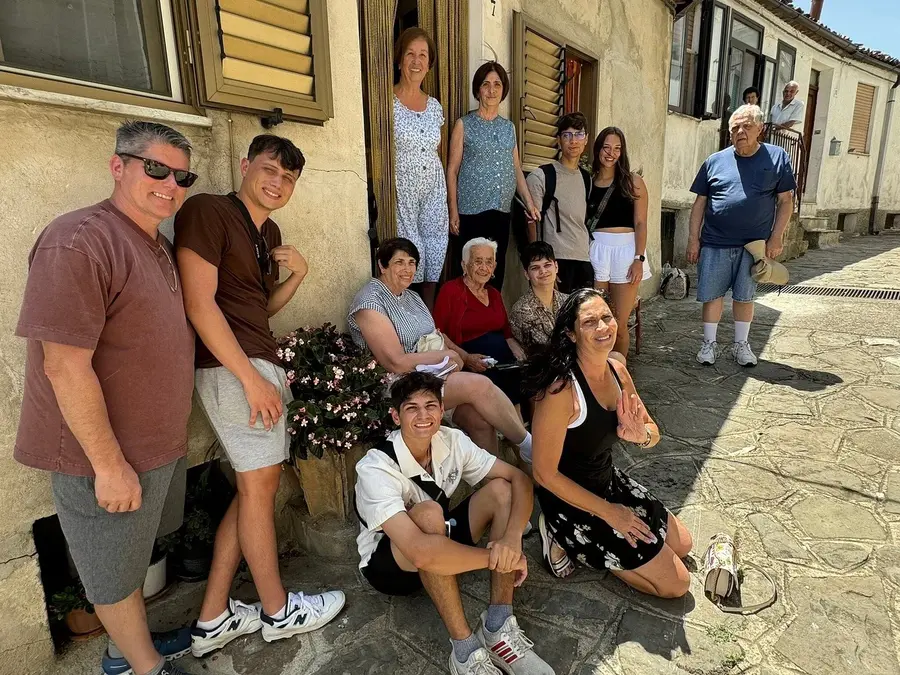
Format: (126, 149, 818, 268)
(523, 289, 693, 597)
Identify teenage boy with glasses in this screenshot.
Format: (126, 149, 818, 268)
(174, 135, 345, 657)
(15, 120, 197, 675)
(524, 112, 594, 293)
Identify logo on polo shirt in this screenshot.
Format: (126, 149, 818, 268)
(447, 469, 459, 483)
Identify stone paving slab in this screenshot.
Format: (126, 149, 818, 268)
(51, 235, 900, 674)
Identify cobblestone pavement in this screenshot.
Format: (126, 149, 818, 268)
(57, 234, 900, 675)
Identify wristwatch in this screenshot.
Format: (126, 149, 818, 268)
(634, 254, 646, 262)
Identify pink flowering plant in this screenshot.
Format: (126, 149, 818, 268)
(277, 323, 392, 460)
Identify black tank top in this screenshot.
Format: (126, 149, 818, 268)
(557, 362, 623, 493)
(588, 183, 635, 230)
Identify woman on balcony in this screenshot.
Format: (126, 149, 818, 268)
(348, 237, 533, 458)
(446, 61, 540, 290)
(585, 127, 651, 357)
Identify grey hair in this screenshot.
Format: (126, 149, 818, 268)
(785, 80, 800, 90)
(115, 120, 192, 157)
(729, 104, 765, 127)
(462, 237, 498, 265)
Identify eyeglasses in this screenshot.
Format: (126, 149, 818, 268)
(560, 131, 587, 141)
(119, 153, 198, 188)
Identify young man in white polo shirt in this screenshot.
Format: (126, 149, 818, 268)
(355, 373, 554, 675)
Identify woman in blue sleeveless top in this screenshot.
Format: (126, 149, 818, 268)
(523, 289, 693, 597)
(447, 62, 540, 291)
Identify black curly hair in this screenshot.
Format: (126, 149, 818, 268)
(522, 288, 614, 400)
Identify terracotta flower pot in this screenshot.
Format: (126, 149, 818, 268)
(65, 608, 103, 636)
(293, 445, 367, 521)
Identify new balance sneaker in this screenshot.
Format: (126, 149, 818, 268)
(696, 339, 717, 365)
(732, 341, 758, 367)
(101, 629, 191, 675)
(449, 645, 502, 674)
(190, 598, 262, 657)
(477, 613, 555, 674)
(260, 590, 346, 643)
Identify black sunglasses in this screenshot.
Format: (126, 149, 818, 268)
(119, 153, 198, 188)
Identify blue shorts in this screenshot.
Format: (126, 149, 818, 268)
(696, 246, 757, 303)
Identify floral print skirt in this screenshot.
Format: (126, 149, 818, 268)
(537, 467, 669, 572)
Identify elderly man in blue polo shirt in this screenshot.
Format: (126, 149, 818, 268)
(686, 104, 796, 367)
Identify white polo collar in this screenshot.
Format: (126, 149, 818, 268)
(388, 429, 451, 480)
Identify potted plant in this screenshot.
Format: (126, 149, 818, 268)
(143, 541, 169, 600)
(171, 505, 215, 582)
(277, 324, 393, 520)
(49, 581, 103, 637)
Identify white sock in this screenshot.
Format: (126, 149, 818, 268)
(197, 607, 230, 630)
(518, 432, 533, 463)
(703, 323, 718, 343)
(271, 604, 287, 620)
(734, 321, 751, 344)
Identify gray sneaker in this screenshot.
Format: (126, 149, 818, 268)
(449, 645, 502, 674)
(476, 613, 555, 674)
(732, 341, 758, 367)
(696, 339, 717, 365)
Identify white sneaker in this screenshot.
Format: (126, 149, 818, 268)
(696, 340, 717, 365)
(260, 590, 346, 643)
(732, 341, 758, 367)
(477, 613, 555, 674)
(190, 598, 261, 657)
(449, 645, 502, 674)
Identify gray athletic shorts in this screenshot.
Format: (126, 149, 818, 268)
(195, 358, 293, 473)
(52, 457, 186, 605)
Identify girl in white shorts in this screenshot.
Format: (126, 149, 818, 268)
(586, 126, 651, 356)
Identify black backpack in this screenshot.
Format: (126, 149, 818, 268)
(512, 162, 592, 263)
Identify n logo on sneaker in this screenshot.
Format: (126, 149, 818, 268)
(229, 620, 240, 632)
(490, 641, 520, 664)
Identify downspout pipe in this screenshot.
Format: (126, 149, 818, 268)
(869, 72, 900, 235)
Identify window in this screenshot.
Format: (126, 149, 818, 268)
(725, 16, 763, 118)
(774, 41, 796, 100)
(669, 16, 687, 109)
(192, 0, 334, 124)
(848, 83, 877, 154)
(0, 0, 182, 103)
(0, 0, 334, 123)
(512, 13, 597, 171)
(760, 57, 776, 117)
(703, 4, 727, 117)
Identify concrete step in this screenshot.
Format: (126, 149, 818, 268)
(804, 229, 842, 249)
(801, 216, 835, 233)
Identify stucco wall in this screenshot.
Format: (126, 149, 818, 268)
(662, 113, 720, 208)
(0, 0, 368, 669)
(471, 0, 673, 301)
(661, 0, 900, 218)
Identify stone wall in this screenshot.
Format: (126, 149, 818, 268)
(0, 0, 369, 670)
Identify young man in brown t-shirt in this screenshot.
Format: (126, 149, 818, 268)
(175, 135, 344, 655)
(15, 121, 197, 675)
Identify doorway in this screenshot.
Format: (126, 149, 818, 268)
(802, 69, 819, 195)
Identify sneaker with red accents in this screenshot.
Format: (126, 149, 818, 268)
(476, 613, 555, 674)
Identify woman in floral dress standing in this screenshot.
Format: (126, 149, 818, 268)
(392, 27, 448, 310)
(523, 288, 693, 597)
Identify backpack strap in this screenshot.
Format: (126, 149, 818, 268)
(579, 168, 592, 202)
(355, 442, 451, 530)
(538, 163, 558, 237)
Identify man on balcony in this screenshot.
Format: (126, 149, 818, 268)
(770, 81, 805, 131)
(686, 105, 796, 367)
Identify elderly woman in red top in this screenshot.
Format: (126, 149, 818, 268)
(433, 237, 526, 405)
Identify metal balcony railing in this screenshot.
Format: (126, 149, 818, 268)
(762, 123, 807, 204)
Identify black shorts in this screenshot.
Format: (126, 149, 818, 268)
(555, 259, 594, 293)
(362, 496, 475, 596)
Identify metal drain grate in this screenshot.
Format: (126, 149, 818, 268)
(756, 283, 900, 301)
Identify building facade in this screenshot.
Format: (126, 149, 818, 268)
(662, 0, 900, 265)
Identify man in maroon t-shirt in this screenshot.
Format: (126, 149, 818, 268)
(175, 135, 344, 655)
(15, 121, 197, 675)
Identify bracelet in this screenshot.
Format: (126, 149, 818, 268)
(637, 427, 652, 448)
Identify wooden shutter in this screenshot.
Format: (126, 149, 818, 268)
(849, 83, 876, 154)
(191, 0, 333, 124)
(513, 14, 564, 171)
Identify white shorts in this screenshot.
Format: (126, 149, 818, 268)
(589, 231, 652, 284)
